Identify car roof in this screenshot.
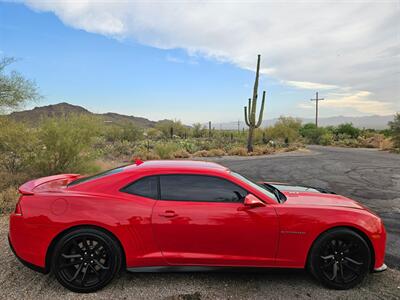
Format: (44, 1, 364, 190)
(123, 160, 229, 173)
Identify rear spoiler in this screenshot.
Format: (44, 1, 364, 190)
(18, 174, 80, 195)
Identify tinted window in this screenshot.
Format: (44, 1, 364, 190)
(160, 175, 247, 202)
(121, 176, 158, 199)
(68, 166, 126, 187)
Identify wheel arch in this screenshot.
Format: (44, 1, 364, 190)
(305, 225, 375, 272)
(44, 224, 127, 273)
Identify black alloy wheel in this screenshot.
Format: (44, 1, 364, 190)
(52, 228, 122, 293)
(309, 228, 371, 289)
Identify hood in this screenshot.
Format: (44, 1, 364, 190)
(282, 190, 365, 209)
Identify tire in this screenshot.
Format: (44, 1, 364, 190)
(51, 228, 122, 293)
(308, 228, 371, 290)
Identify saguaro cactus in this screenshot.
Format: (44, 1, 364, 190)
(244, 54, 266, 152)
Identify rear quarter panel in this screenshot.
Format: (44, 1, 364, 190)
(10, 189, 163, 269)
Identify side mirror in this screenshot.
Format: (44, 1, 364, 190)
(243, 194, 265, 208)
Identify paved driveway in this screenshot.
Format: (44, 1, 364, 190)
(214, 146, 400, 270)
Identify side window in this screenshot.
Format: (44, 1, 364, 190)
(121, 176, 158, 199)
(160, 175, 247, 202)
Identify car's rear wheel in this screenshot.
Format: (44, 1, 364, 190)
(51, 228, 122, 293)
(308, 228, 371, 290)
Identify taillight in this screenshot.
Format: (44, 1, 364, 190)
(14, 198, 22, 216)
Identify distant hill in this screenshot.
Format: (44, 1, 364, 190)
(8, 102, 156, 128)
(213, 115, 394, 130)
(7, 102, 394, 130)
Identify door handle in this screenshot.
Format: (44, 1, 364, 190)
(159, 210, 178, 218)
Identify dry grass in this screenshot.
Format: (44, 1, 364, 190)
(0, 186, 19, 214)
(227, 147, 248, 156)
(172, 149, 191, 158)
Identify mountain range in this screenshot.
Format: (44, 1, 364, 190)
(7, 102, 394, 129)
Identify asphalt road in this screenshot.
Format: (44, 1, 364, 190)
(1, 146, 399, 299)
(214, 145, 400, 270)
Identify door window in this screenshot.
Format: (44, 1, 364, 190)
(159, 175, 247, 202)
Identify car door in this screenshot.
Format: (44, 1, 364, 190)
(151, 174, 279, 267)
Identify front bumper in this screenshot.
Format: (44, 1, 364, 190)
(373, 263, 387, 273)
(8, 234, 47, 274)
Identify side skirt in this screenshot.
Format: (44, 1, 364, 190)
(126, 266, 303, 273)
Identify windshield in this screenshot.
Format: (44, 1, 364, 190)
(231, 172, 280, 203)
(68, 166, 126, 187)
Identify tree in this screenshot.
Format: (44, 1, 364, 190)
(0, 57, 41, 113)
(244, 54, 266, 152)
(389, 113, 400, 150)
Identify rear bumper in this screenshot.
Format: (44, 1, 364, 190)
(8, 234, 47, 274)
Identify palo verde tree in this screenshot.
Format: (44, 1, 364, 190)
(0, 56, 41, 113)
(244, 54, 266, 152)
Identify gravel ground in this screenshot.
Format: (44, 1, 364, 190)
(1, 146, 400, 299)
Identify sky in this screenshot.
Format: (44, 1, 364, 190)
(0, 0, 399, 124)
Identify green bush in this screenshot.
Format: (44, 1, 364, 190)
(0, 118, 37, 173)
(300, 123, 328, 144)
(102, 123, 142, 143)
(264, 116, 302, 144)
(335, 123, 360, 139)
(156, 120, 186, 138)
(154, 142, 180, 159)
(32, 114, 101, 176)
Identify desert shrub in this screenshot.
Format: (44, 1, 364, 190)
(145, 128, 163, 140)
(389, 113, 400, 150)
(300, 123, 328, 145)
(228, 146, 248, 156)
(193, 150, 211, 157)
(102, 123, 142, 143)
(264, 116, 302, 144)
(131, 151, 160, 161)
(154, 142, 180, 159)
(191, 123, 206, 138)
(0, 118, 37, 173)
(0, 171, 30, 191)
(156, 120, 186, 138)
(319, 132, 333, 146)
(335, 123, 360, 139)
(32, 114, 101, 176)
(0, 186, 19, 214)
(209, 148, 226, 157)
(111, 140, 135, 157)
(172, 149, 191, 158)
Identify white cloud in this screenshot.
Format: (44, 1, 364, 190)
(23, 0, 400, 115)
(321, 91, 394, 115)
(286, 80, 338, 90)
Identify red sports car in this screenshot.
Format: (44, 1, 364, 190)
(9, 160, 386, 293)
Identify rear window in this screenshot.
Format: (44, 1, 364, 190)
(68, 166, 126, 187)
(121, 176, 158, 199)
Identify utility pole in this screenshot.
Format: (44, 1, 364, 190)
(237, 120, 240, 133)
(310, 92, 324, 127)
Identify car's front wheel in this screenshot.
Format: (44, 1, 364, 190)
(308, 227, 371, 290)
(51, 228, 122, 293)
